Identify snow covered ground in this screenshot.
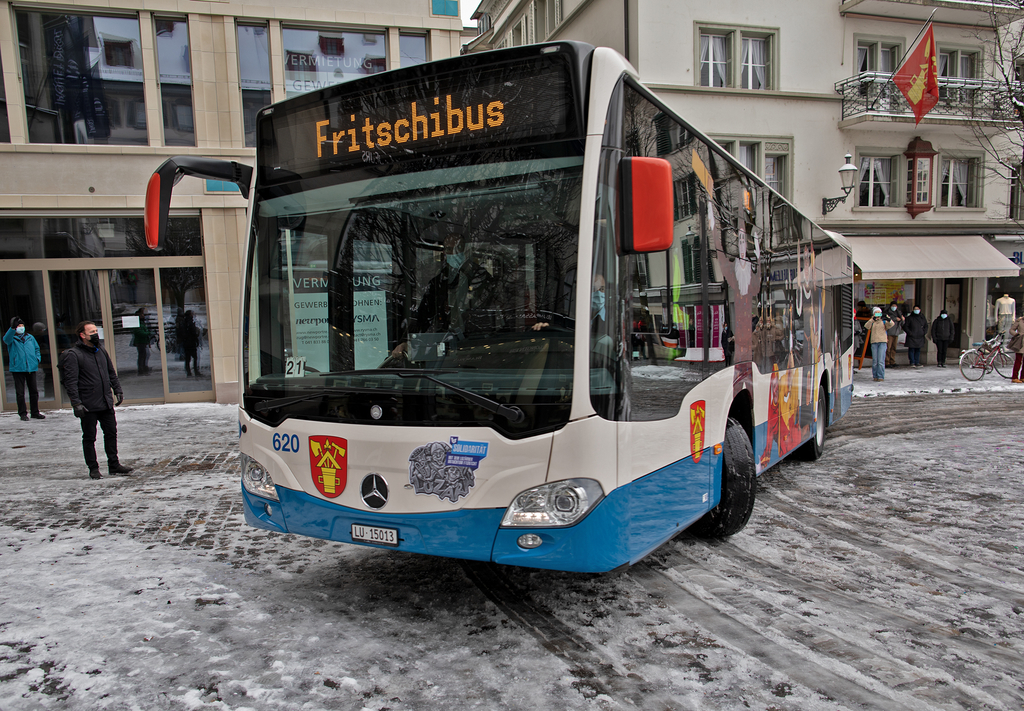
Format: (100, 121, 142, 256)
(1, 367, 1022, 710)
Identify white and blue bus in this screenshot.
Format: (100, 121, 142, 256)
(145, 42, 854, 573)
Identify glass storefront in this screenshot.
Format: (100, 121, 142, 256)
(1, 271, 55, 407)
(0, 216, 212, 411)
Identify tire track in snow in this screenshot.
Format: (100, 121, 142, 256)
(627, 559, 927, 710)
(660, 536, 1024, 709)
(461, 561, 678, 709)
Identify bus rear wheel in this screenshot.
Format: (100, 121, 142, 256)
(795, 387, 826, 461)
(690, 418, 756, 539)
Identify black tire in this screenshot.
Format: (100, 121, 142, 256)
(994, 350, 1014, 379)
(795, 386, 826, 461)
(689, 417, 756, 538)
(959, 349, 984, 381)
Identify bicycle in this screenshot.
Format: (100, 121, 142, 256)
(959, 335, 1014, 381)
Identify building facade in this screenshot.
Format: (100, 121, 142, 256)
(469, 0, 1024, 362)
(0, 0, 464, 411)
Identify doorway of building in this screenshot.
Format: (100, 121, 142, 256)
(944, 279, 964, 350)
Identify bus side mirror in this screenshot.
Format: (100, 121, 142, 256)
(144, 156, 253, 250)
(620, 156, 674, 254)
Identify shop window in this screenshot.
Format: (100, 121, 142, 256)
(16, 11, 146, 145)
(238, 24, 271, 148)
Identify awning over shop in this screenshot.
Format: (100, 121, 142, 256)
(845, 235, 1021, 280)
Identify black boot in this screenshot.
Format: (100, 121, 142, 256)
(108, 462, 133, 475)
(89, 468, 102, 479)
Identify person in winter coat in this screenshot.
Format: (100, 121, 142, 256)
(61, 321, 133, 479)
(1009, 312, 1024, 383)
(902, 305, 929, 368)
(929, 309, 955, 368)
(884, 301, 905, 367)
(865, 306, 895, 381)
(3, 317, 46, 421)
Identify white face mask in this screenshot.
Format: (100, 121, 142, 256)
(446, 253, 465, 270)
(890, 306, 897, 311)
(913, 309, 920, 315)
(940, 314, 947, 319)
(16, 325, 25, 335)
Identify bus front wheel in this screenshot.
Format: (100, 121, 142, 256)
(690, 418, 756, 538)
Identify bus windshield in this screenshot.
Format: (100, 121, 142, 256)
(245, 151, 583, 435)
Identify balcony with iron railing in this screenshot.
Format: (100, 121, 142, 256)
(836, 72, 1023, 128)
(839, 0, 1024, 26)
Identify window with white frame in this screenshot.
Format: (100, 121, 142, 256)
(765, 153, 786, 195)
(700, 33, 730, 87)
(699, 27, 776, 89)
(857, 40, 900, 74)
(939, 157, 979, 208)
(858, 156, 898, 207)
(741, 37, 769, 90)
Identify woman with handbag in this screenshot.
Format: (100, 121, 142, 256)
(1009, 312, 1024, 383)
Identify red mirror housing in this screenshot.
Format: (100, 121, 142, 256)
(143, 156, 253, 250)
(620, 156, 674, 254)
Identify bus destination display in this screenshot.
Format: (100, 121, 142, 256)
(260, 54, 581, 178)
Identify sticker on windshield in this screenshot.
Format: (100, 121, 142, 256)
(408, 439, 481, 503)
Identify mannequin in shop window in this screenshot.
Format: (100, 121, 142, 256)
(996, 294, 1016, 335)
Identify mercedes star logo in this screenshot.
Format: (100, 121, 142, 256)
(360, 473, 389, 509)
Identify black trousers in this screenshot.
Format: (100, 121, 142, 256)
(80, 408, 119, 470)
(11, 371, 40, 416)
(934, 340, 950, 364)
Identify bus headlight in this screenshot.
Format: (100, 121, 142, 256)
(240, 453, 279, 501)
(501, 479, 604, 527)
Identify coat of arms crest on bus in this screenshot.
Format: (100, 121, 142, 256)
(690, 401, 706, 463)
(309, 435, 348, 498)
(408, 437, 487, 503)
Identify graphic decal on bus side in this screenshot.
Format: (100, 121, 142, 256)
(690, 401, 706, 462)
(309, 436, 348, 498)
(408, 437, 486, 503)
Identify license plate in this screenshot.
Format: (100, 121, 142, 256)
(351, 523, 399, 547)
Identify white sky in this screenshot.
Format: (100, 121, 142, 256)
(462, 0, 481, 27)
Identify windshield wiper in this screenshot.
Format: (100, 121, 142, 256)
(254, 387, 355, 413)
(396, 371, 525, 424)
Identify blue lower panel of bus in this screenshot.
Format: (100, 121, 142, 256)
(242, 486, 504, 561)
(242, 448, 718, 573)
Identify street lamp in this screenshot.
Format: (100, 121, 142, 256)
(821, 153, 858, 215)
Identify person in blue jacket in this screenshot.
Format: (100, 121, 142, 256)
(3, 317, 46, 421)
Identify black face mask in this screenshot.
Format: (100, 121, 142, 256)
(88, 334, 100, 346)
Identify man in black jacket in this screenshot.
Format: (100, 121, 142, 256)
(61, 321, 133, 479)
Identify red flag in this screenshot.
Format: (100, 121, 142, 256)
(892, 23, 939, 125)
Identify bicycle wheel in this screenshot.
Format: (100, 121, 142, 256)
(959, 349, 985, 381)
(993, 350, 1014, 379)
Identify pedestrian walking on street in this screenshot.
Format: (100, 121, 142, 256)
(902, 305, 928, 368)
(866, 306, 894, 381)
(3, 317, 46, 421)
(885, 301, 904, 367)
(61, 321, 133, 479)
(1009, 312, 1024, 383)
(930, 309, 955, 368)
